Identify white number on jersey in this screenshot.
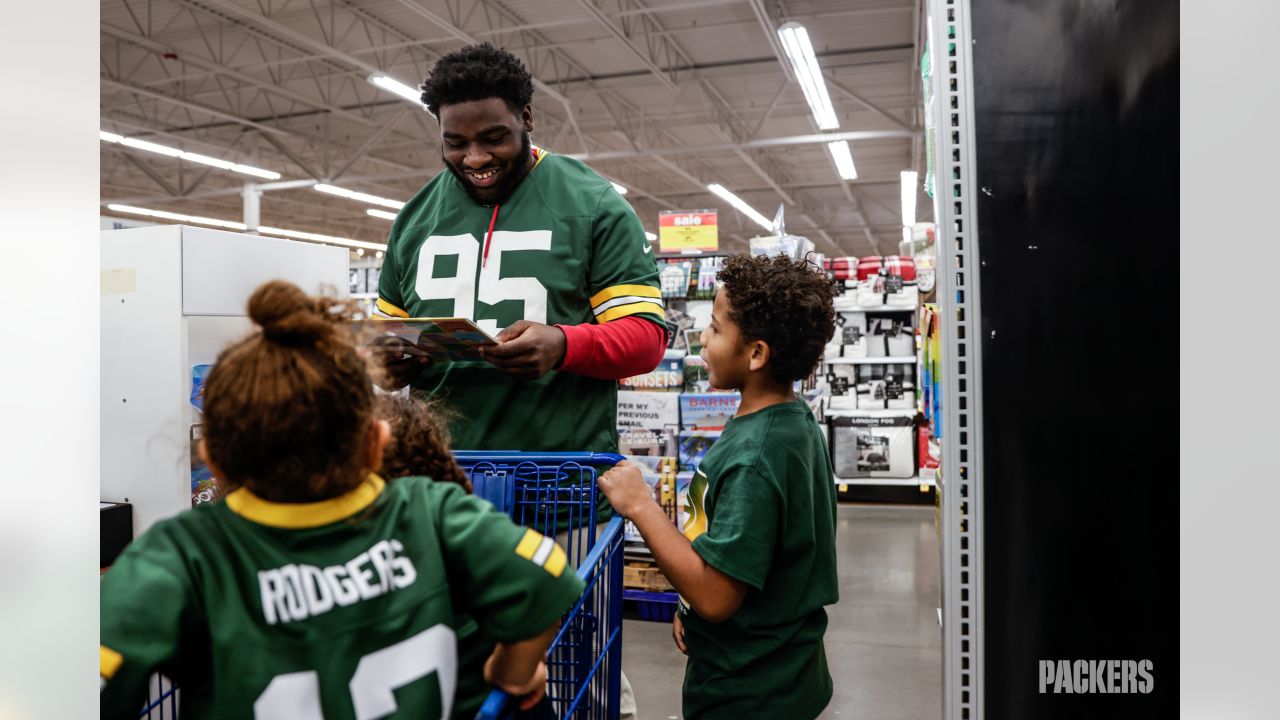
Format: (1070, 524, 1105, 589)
(253, 624, 458, 720)
(414, 231, 551, 336)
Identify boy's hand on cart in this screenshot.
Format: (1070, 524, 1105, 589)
(672, 613, 688, 654)
(481, 321, 566, 380)
(598, 461, 654, 518)
(368, 335, 431, 389)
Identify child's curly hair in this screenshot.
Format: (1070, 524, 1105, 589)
(716, 254, 836, 385)
(376, 393, 472, 492)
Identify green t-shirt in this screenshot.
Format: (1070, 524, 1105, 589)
(679, 399, 839, 720)
(377, 147, 666, 454)
(100, 475, 584, 720)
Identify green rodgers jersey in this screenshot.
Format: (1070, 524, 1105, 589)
(100, 475, 584, 720)
(377, 148, 665, 453)
(679, 400, 839, 720)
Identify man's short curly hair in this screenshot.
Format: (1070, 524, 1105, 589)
(419, 42, 534, 117)
(717, 254, 836, 385)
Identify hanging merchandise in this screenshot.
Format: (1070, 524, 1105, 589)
(855, 255, 919, 308)
(854, 361, 917, 411)
(918, 304, 942, 436)
(866, 316, 915, 358)
(830, 412, 916, 479)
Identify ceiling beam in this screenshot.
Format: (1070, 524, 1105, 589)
(565, 129, 911, 162)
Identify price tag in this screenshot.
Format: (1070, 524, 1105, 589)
(885, 274, 904, 293)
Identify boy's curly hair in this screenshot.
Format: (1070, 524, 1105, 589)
(419, 42, 534, 117)
(717, 254, 836, 385)
(376, 393, 473, 493)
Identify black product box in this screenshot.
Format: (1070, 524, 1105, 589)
(101, 502, 133, 569)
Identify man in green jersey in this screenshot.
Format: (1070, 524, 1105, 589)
(376, 42, 668, 454)
(598, 255, 840, 720)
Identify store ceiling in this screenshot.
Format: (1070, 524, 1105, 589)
(101, 0, 930, 257)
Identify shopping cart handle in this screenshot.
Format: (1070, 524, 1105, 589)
(454, 451, 626, 466)
(474, 688, 514, 720)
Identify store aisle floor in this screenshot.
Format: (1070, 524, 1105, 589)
(621, 503, 942, 719)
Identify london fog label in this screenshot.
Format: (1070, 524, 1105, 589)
(1038, 659, 1153, 694)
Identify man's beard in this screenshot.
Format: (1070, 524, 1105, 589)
(445, 131, 533, 206)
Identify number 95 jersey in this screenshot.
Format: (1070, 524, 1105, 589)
(99, 476, 584, 720)
(376, 148, 665, 453)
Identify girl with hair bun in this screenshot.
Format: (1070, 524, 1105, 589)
(100, 280, 583, 719)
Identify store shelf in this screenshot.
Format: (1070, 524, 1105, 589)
(834, 475, 933, 488)
(832, 305, 916, 313)
(350, 292, 377, 299)
(825, 356, 918, 365)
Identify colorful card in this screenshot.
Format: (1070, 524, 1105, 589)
(362, 317, 498, 362)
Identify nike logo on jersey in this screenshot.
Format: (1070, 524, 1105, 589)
(643, 243, 653, 254)
(257, 539, 418, 625)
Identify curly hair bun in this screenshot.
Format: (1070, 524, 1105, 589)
(247, 280, 332, 346)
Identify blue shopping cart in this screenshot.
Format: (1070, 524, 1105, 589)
(455, 452, 625, 720)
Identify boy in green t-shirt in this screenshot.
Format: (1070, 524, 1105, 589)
(598, 254, 839, 719)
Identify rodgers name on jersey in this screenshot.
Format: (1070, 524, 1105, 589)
(258, 539, 418, 625)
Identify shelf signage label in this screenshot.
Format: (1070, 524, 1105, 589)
(659, 210, 718, 252)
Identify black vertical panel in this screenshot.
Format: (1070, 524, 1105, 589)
(969, 2, 1177, 718)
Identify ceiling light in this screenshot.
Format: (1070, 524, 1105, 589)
(778, 23, 839, 130)
(106, 204, 247, 231)
(106, 203, 387, 252)
(356, 248, 365, 257)
(376, 250, 384, 259)
(611, 182, 628, 195)
(100, 131, 281, 179)
(258, 225, 388, 252)
(369, 74, 425, 107)
(367, 208, 399, 221)
(315, 183, 406, 210)
(645, 231, 657, 241)
(827, 141, 858, 180)
(707, 183, 773, 230)
(901, 170, 918, 228)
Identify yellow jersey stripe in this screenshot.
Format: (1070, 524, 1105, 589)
(100, 645, 123, 680)
(542, 545, 568, 577)
(226, 474, 386, 528)
(375, 297, 409, 318)
(590, 284, 661, 307)
(597, 301, 666, 324)
(514, 529, 543, 561)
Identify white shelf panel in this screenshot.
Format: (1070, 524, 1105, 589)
(834, 475, 934, 488)
(825, 356, 917, 365)
(832, 306, 916, 313)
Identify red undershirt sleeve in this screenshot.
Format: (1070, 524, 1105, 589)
(555, 316, 668, 381)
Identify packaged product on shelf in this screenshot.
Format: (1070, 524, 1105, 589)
(918, 421, 940, 470)
(829, 412, 916, 479)
(683, 355, 711, 393)
(675, 470, 694, 529)
(678, 430, 721, 472)
(695, 257, 721, 299)
(619, 349, 685, 392)
(855, 255, 919, 308)
(679, 392, 742, 430)
(618, 427, 677, 457)
(866, 316, 915, 358)
(831, 311, 869, 358)
(825, 256, 859, 282)
(619, 456, 666, 542)
(826, 363, 859, 411)
(854, 361, 917, 411)
(660, 261, 693, 298)
(617, 390, 680, 429)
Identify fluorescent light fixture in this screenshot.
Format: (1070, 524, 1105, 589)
(100, 131, 281, 179)
(315, 183, 405, 210)
(645, 231, 657, 241)
(707, 183, 773, 230)
(369, 73, 424, 107)
(827, 140, 858, 180)
(778, 23, 839, 130)
(258, 225, 388, 252)
(900, 170, 918, 227)
(106, 204, 247, 231)
(106, 203, 387, 251)
(367, 208, 399, 221)
(611, 182, 628, 195)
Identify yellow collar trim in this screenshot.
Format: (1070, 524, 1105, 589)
(226, 474, 386, 529)
(531, 145, 548, 171)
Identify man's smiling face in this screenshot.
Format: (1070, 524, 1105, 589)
(438, 97, 533, 205)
